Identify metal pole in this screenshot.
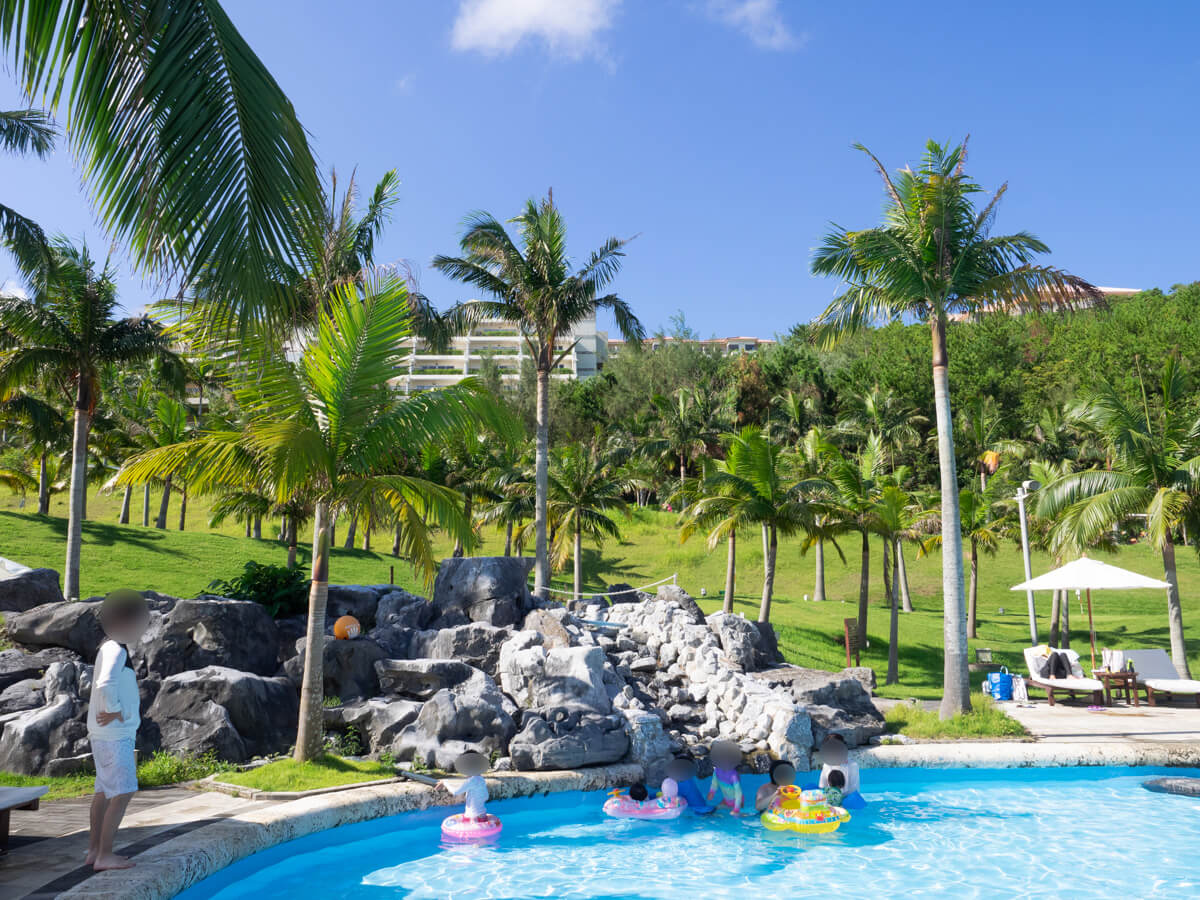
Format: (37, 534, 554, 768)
(1017, 486, 1038, 645)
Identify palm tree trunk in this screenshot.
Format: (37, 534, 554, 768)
(63, 390, 91, 601)
(967, 536, 979, 639)
(142, 485, 150, 527)
(534, 368, 551, 599)
(898, 541, 913, 613)
(363, 521, 371, 552)
(573, 526, 583, 602)
(1061, 590, 1071, 649)
(177, 482, 187, 531)
(1049, 589, 1061, 647)
(1161, 539, 1192, 677)
(295, 501, 330, 762)
(932, 317, 971, 718)
(155, 474, 172, 529)
(392, 522, 401, 557)
(886, 539, 900, 685)
(253, 515, 261, 540)
(504, 521, 513, 557)
(758, 525, 777, 623)
(679, 453, 686, 493)
(857, 530, 870, 644)
(287, 519, 298, 570)
(37, 451, 49, 515)
(118, 485, 131, 524)
(882, 539, 892, 606)
(723, 529, 736, 614)
(813, 537, 826, 602)
(453, 497, 470, 557)
(343, 516, 356, 549)
(245, 518, 251, 538)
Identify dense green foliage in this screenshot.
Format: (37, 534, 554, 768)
(209, 561, 310, 618)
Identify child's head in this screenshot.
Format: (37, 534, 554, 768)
(666, 755, 697, 782)
(710, 741, 742, 771)
(454, 751, 488, 777)
(629, 783, 649, 802)
(820, 734, 848, 765)
(827, 768, 846, 790)
(99, 590, 150, 644)
(769, 760, 796, 787)
(660, 778, 679, 801)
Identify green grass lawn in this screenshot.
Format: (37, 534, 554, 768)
(219, 755, 396, 792)
(2, 494, 1198, 702)
(0, 750, 234, 800)
(883, 698, 1030, 740)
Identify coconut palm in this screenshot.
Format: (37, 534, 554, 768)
(433, 192, 644, 599)
(115, 273, 504, 760)
(0, 240, 181, 599)
(0, 108, 54, 280)
(1037, 359, 1199, 677)
(685, 427, 824, 624)
(812, 138, 1099, 717)
(547, 443, 629, 601)
(2, 2, 321, 333)
(874, 485, 918, 684)
(796, 426, 842, 604)
(838, 386, 927, 471)
(0, 389, 66, 514)
(646, 387, 724, 492)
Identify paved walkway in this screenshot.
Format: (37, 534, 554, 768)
(1004, 699, 1200, 744)
(0, 786, 274, 900)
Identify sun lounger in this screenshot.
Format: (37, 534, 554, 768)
(1023, 647, 1104, 706)
(0, 785, 48, 852)
(1122, 649, 1200, 707)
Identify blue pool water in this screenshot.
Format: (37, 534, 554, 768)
(180, 767, 1200, 899)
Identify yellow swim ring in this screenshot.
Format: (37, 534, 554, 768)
(761, 785, 850, 834)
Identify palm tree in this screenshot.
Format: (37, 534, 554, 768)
(2, 2, 321, 334)
(0, 389, 66, 514)
(647, 388, 724, 492)
(823, 434, 886, 643)
(0, 108, 54, 279)
(838, 386, 927, 471)
(685, 427, 823, 624)
(476, 437, 535, 556)
(812, 138, 1099, 717)
(1038, 359, 1199, 677)
(547, 444, 629, 601)
(116, 273, 502, 760)
(433, 192, 644, 599)
(874, 485, 918, 684)
(0, 240, 180, 599)
(796, 426, 840, 603)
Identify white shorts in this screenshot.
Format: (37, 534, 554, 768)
(91, 737, 138, 798)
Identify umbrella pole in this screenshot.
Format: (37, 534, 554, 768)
(1087, 587, 1097, 672)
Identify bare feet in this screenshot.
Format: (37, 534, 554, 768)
(93, 854, 135, 871)
(84, 848, 98, 866)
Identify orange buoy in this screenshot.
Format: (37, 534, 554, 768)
(333, 615, 361, 640)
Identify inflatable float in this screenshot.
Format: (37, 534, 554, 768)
(603, 789, 686, 821)
(441, 813, 503, 841)
(761, 786, 850, 834)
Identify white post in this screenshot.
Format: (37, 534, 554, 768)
(1017, 483, 1038, 645)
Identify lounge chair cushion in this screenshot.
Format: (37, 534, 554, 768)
(1143, 678, 1200, 695)
(1032, 675, 1105, 692)
(1124, 649, 1186, 682)
(1023, 647, 1101, 691)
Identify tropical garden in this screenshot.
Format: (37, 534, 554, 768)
(0, 1, 1197, 794)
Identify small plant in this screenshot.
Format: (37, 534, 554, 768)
(208, 560, 310, 618)
(323, 695, 343, 708)
(379, 751, 395, 767)
(336, 725, 364, 757)
(137, 749, 235, 787)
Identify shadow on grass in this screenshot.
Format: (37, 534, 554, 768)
(1, 510, 176, 555)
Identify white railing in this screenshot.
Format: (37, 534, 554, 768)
(532, 573, 677, 598)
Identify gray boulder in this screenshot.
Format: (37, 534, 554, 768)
(375, 590, 433, 630)
(392, 687, 516, 768)
(618, 708, 673, 782)
(5, 599, 104, 658)
(605, 583, 646, 606)
(138, 597, 278, 678)
(376, 658, 488, 700)
(509, 708, 629, 770)
(431, 556, 534, 628)
(285, 636, 386, 701)
(0, 568, 63, 613)
(706, 611, 769, 671)
(327, 585, 380, 630)
(0, 678, 43, 715)
(522, 608, 574, 648)
(275, 615, 307, 664)
(0, 694, 88, 775)
(752, 666, 885, 747)
(655, 584, 705, 626)
(412, 622, 512, 677)
(325, 697, 422, 753)
(0, 647, 81, 691)
(1143, 777, 1200, 797)
(369, 624, 417, 659)
(144, 666, 298, 761)
(498, 640, 611, 714)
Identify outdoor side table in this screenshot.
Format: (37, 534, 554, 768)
(1094, 669, 1139, 707)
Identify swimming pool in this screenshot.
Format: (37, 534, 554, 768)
(179, 767, 1200, 899)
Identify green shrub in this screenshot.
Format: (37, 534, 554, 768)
(138, 749, 235, 787)
(208, 560, 309, 618)
(883, 698, 1028, 740)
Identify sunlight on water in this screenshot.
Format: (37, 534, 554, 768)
(180, 768, 1200, 900)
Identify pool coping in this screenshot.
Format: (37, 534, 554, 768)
(201, 773, 408, 801)
(57, 741, 1200, 900)
(56, 763, 646, 900)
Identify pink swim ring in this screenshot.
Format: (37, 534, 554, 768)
(441, 813, 503, 841)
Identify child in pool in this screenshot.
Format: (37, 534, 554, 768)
(628, 783, 649, 803)
(823, 768, 846, 806)
(450, 751, 490, 822)
(816, 734, 865, 808)
(666, 755, 714, 814)
(705, 741, 746, 815)
(755, 759, 796, 813)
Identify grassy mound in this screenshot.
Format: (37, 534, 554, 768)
(219, 755, 396, 792)
(884, 699, 1029, 740)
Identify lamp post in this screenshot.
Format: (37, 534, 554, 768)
(1016, 479, 1040, 645)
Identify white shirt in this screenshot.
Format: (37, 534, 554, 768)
(88, 640, 140, 741)
(819, 761, 860, 794)
(452, 775, 489, 818)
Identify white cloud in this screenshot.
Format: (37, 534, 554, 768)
(450, 0, 620, 59)
(705, 0, 803, 51)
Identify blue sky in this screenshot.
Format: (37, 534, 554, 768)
(3, 0, 1199, 338)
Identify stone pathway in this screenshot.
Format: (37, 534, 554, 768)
(0, 786, 274, 900)
(1004, 699, 1200, 744)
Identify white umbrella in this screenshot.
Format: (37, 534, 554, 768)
(1011, 556, 1169, 670)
